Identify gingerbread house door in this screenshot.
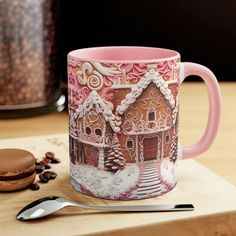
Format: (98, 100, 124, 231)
(143, 137, 158, 161)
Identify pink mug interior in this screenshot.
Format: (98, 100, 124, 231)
(68, 46, 180, 63)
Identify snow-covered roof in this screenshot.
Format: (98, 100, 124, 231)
(116, 69, 176, 115)
(75, 90, 121, 133)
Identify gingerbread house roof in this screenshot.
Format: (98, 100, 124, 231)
(116, 69, 176, 115)
(75, 90, 121, 133)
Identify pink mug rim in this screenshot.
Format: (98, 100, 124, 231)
(68, 46, 180, 63)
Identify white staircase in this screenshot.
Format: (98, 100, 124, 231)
(135, 161, 165, 198)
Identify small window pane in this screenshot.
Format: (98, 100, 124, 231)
(165, 135, 169, 143)
(95, 128, 102, 136)
(148, 111, 155, 121)
(85, 127, 91, 135)
(127, 140, 133, 148)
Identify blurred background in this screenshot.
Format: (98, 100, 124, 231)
(59, 0, 236, 83)
(0, 0, 235, 118)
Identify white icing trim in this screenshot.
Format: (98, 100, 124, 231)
(127, 126, 170, 135)
(111, 84, 134, 89)
(70, 133, 110, 148)
(111, 80, 178, 89)
(75, 90, 120, 133)
(116, 69, 175, 115)
(166, 80, 178, 85)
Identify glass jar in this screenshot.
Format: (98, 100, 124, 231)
(0, 0, 65, 118)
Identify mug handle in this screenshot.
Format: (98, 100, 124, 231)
(179, 62, 221, 159)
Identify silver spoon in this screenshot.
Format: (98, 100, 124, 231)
(16, 196, 194, 221)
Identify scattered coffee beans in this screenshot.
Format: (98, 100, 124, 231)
(40, 160, 50, 166)
(42, 171, 51, 181)
(29, 183, 40, 191)
(39, 174, 49, 183)
(35, 165, 45, 174)
(45, 152, 55, 160)
(44, 152, 60, 164)
(46, 171, 57, 180)
(32, 152, 60, 189)
(45, 158, 52, 163)
(44, 163, 51, 169)
(35, 159, 41, 165)
(51, 158, 61, 164)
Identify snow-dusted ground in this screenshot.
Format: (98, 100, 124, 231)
(160, 158, 177, 186)
(70, 163, 139, 199)
(70, 159, 177, 200)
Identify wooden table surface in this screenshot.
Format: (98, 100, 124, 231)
(0, 82, 235, 235)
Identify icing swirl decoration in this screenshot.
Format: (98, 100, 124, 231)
(87, 71, 104, 91)
(68, 56, 77, 67)
(101, 87, 115, 101)
(76, 62, 106, 91)
(76, 62, 93, 85)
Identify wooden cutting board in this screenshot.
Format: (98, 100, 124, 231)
(0, 134, 236, 236)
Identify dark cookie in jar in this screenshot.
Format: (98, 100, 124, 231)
(0, 149, 36, 191)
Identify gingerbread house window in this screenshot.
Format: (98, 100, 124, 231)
(95, 128, 102, 137)
(165, 135, 170, 143)
(85, 127, 91, 135)
(126, 139, 134, 149)
(148, 111, 155, 121)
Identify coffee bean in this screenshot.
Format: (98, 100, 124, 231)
(43, 171, 51, 181)
(45, 152, 55, 160)
(50, 158, 61, 164)
(29, 183, 40, 191)
(39, 174, 49, 183)
(40, 158, 51, 165)
(46, 171, 57, 179)
(35, 158, 41, 165)
(35, 165, 44, 174)
(44, 158, 52, 163)
(40, 160, 46, 166)
(44, 163, 51, 169)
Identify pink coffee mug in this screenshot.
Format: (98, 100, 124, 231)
(67, 46, 221, 200)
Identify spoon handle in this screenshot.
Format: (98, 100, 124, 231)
(77, 203, 194, 212)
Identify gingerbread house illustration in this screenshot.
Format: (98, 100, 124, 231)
(114, 68, 177, 163)
(70, 67, 179, 170)
(70, 90, 121, 169)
